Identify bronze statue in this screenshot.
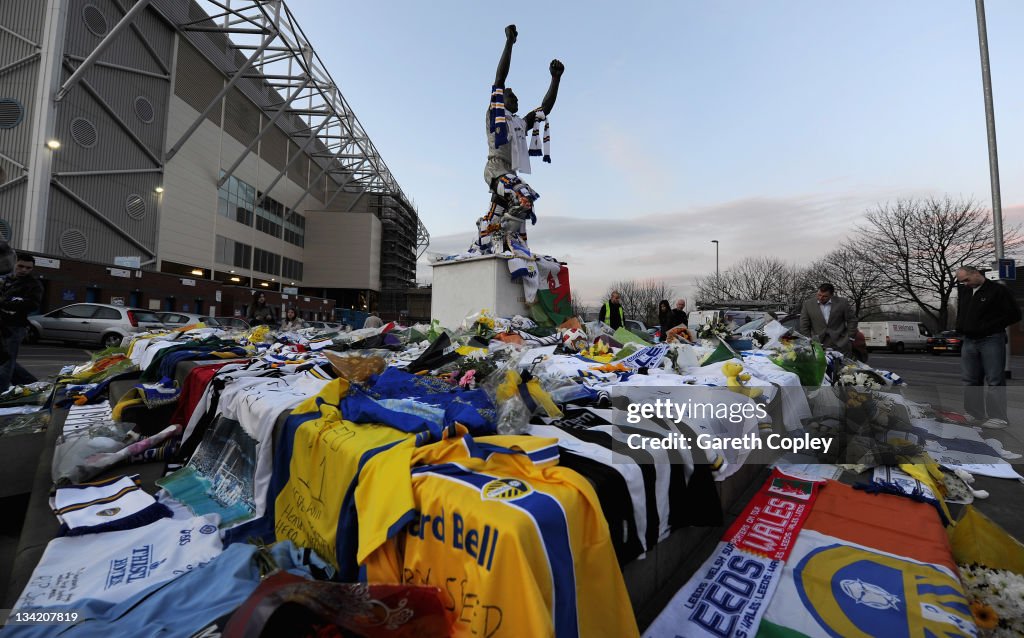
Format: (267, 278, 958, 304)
(477, 25, 563, 250)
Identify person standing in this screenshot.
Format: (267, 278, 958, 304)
(657, 300, 673, 340)
(0, 253, 43, 392)
(363, 312, 383, 330)
(955, 266, 1022, 428)
(799, 283, 856, 355)
(670, 299, 689, 331)
(247, 292, 276, 327)
(598, 291, 625, 330)
(279, 307, 305, 331)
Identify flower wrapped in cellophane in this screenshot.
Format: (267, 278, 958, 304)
(766, 333, 827, 387)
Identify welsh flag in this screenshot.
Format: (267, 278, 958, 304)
(534, 263, 572, 326)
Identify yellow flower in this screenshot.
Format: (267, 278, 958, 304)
(970, 599, 999, 629)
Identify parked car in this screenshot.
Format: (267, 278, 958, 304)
(28, 303, 165, 348)
(860, 321, 932, 353)
(213, 316, 250, 330)
(926, 330, 963, 355)
(159, 312, 219, 327)
(624, 319, 658, 339)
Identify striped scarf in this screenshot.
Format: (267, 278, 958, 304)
(528, 109, 551, 162)
(489, 85, 508, 148)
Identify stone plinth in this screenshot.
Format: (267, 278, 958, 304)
(430, 255, 530, 329)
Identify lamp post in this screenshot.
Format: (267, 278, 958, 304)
(711, 240, 719, 280)
(975, 0, 1011, 378)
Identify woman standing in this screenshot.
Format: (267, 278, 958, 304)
(657, 299, 673, 341)
(280, 307, 305, 331)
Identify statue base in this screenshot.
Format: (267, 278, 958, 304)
(430, 255, 531, 329)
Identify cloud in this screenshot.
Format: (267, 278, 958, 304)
(417, 190, 1022, 305)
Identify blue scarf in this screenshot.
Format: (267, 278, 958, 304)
(489, 85, 509, 148)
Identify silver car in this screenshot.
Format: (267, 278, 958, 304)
(159, 312, 219, 327)
(28, 303, 166, 348)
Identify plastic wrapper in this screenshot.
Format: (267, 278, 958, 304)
(432, 346, 509, 388)
(765, 331, 827, 387)
(482, 351, 563, 434)
(0, 410, 50, 436)
(584, 320, 614, 340)
(322, 351, 387, 383)
(52, 419, 138, 486)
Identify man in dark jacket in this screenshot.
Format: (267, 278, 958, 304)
(670, 299, 689, 330)
(955, 266, 1022, 428)
(598, 291, 625, 330)
(0, 253, 44, 391)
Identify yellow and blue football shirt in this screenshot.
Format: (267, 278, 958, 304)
(356, 429, 639, 638)
(273, 378, 418, 575)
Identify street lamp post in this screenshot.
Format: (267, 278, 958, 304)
(975, 0, 1003, 259)
(975, 0, 1011, 378)
(711, 240, 719, 279)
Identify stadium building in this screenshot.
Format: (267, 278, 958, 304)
(0, 0, 428, 321)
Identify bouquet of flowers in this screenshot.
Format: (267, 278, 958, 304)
(437, 348, 501, 390)
(834, 362, 887, 390)
(748, 329, 769, 348)
(959, 563, 1024, 636)
(767, 333, 827, 387)
(696, 317, 732, 341)
(461, 308, 496, 339)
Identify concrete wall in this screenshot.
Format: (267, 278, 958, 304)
(303, 211, 380, 290)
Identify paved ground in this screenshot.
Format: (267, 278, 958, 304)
(868, 351, 1024, 543)
(0, 344, 100, 605)
(2, 346, 1023, 603)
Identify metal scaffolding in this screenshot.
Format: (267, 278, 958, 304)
(159, 0, 429, 256)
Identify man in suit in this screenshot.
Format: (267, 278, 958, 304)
(799, 283, 857, 355)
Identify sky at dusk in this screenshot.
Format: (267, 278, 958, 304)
(283, 0, 1024, 304)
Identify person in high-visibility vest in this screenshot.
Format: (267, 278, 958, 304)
(598, 291, 625, 330)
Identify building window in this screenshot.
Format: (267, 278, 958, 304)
(253, 247, 280, 276)
(282, 257, 303, 281)
(283, 210, 305, 247)
(254, 194, 283, 238)
(215, 235, 252, 269)
(217, 172, 254, 226)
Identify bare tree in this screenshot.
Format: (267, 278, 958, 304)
(804, 243, 888, 320)
(853, 197, 1022, 329)
(694, 257, 807, 312)
(606, 279, 674, 325)
(570, 294, 592, 321)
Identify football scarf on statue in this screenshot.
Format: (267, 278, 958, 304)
(489, 85, 508, 148)
(643, 469, 822, 638)
(528, 108, 551, 162)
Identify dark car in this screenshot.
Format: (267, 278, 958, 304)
(927, 331, 963, 355)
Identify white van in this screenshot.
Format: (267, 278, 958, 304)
(859, 321, 932, 353)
